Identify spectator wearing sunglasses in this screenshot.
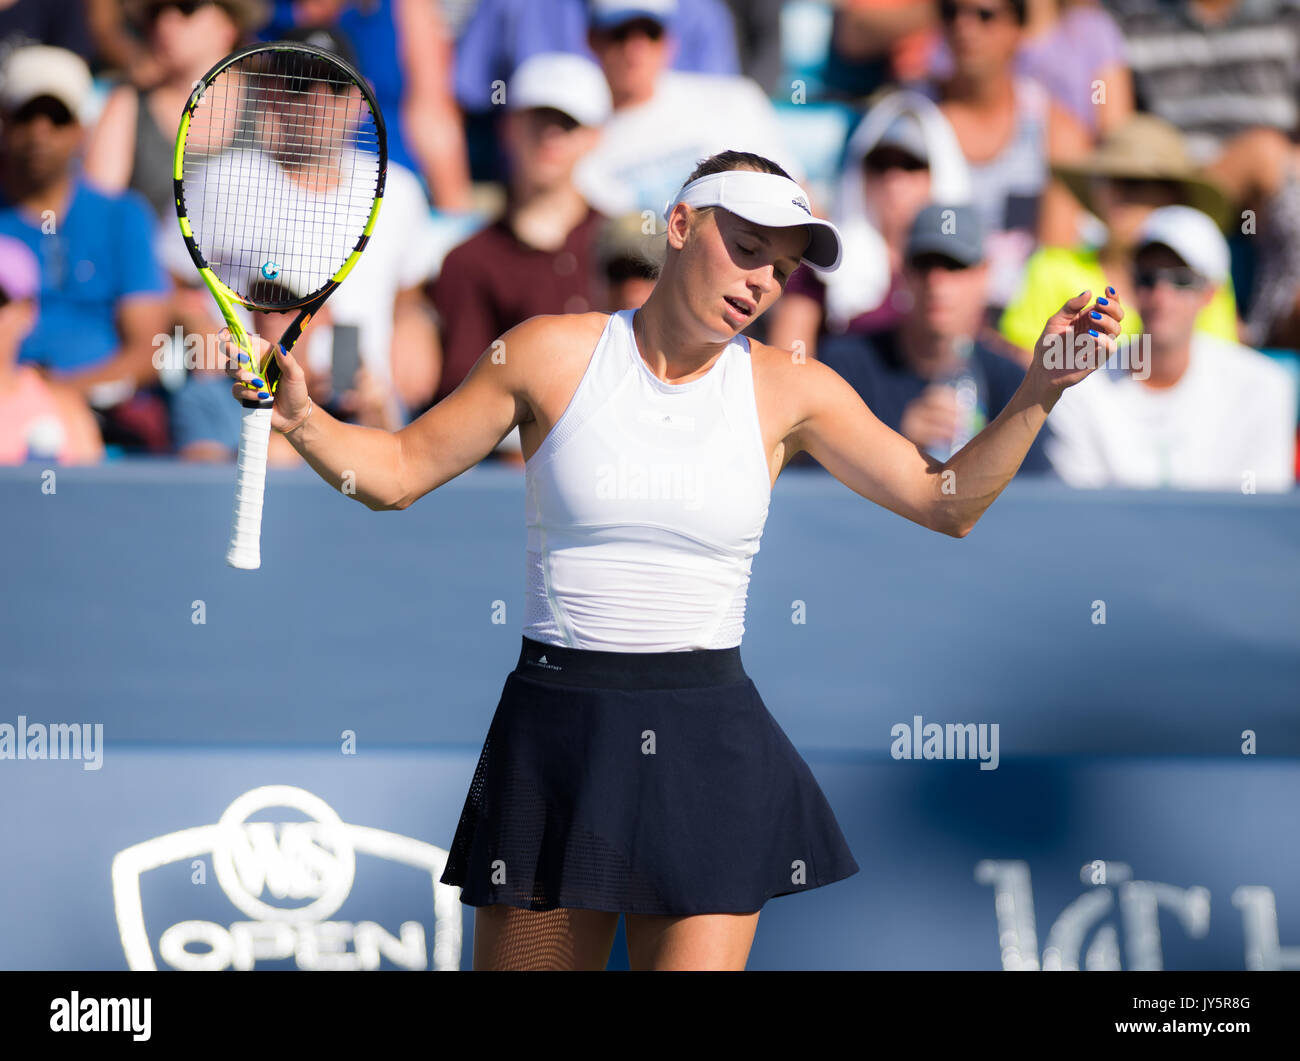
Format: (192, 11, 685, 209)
(571, 0, 800, 221)
(86, 1, 268, 225)
(0, 234, 102, 464)
(768, 91, 972, 360)
(260, 0, 472, 211)
(927, 0, 1133, 136)
(0, 45, 172, 453)
(913, 0, 1090, 312)
(1000, 115, 1238, 365)
(1044, 205, 1296, 492)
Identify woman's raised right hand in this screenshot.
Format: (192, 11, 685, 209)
(220, 329, 313, 435)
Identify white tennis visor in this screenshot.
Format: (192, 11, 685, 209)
(662, 170, 843, 271)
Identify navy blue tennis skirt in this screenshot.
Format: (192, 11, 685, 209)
(438, 636, 860, 916)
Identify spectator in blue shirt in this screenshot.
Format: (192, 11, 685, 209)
(0, 46, 171, 452)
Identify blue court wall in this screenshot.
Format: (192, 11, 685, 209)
(1, 463, 1297, 970)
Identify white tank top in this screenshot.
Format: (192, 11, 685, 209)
(523, 309, 772, 652)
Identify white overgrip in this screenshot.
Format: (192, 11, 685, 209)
(226, 405, 273, 569)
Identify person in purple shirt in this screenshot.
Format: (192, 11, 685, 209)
(454, 0, 740, 113)
(816, 203, 1053, 474)
(456, 0, 743, 182)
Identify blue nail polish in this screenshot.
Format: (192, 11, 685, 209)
(1090, 311, 1102, 319)
(1089, 329, 1099, 337)
(238, 352, 250, 364)
(252, 377, 265, 388)
(1107, 287, 1116, 295)
(1097, 297, 1108, 305)
(258, 391, 270, 400)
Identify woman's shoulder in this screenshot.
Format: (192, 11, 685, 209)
(747, 333, 845, 393)
(515, 310, 613, 343)
(502, 311, 615, 372)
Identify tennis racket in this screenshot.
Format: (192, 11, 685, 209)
(174, 41, 386, 569)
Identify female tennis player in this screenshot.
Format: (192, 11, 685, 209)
(223, 150, 1122, 971)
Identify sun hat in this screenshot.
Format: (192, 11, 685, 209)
(1053, 114, 1231, 230)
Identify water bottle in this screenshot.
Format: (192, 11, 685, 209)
(925, 336, 984, 462)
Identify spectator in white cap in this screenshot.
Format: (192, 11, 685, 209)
(0, 234, 102, 464)
(0, 45, 172, 453)
(1045, 205, 1297, 492)
(573, 0, 800, 219)
(428, 52, 613, 459)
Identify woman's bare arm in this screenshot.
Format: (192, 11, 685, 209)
(787, 290, 1123, 536)
(224, 315, 557, 510)
(786, 356, 961, 535)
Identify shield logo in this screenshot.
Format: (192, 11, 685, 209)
(111, 785, 463, 970)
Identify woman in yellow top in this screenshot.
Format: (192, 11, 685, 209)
(1000, 115, 1236, 360)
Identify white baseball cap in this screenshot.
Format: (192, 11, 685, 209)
(663, 169, 843, 270)
(0, 45, 93, 121)
(1135, 205, 1229, 286)
(507, 52, 612, 127)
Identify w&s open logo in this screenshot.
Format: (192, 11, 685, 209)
(111, 786, 463, 971)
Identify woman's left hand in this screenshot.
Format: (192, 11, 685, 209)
(1027, 288, 1125, 397)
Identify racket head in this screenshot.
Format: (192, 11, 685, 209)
(173, 41, 387, 366)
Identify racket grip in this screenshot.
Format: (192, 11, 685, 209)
(226, 405, 273, 570)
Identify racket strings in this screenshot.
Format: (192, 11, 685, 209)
(181, 50, 382, 309)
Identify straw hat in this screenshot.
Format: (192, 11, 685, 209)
(1053, 114, 1232, 230)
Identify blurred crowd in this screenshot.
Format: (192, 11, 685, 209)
(0, 0, 1297, 492)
